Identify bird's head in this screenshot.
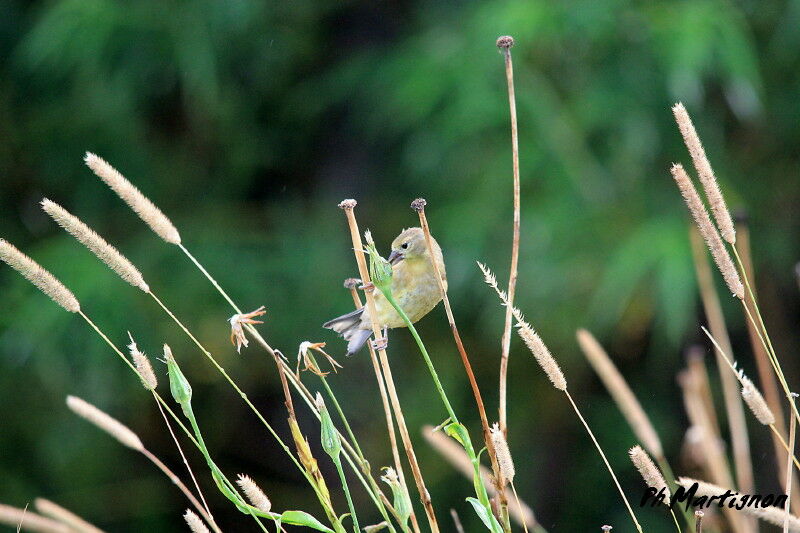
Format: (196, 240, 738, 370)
(388, 227, 430, 265)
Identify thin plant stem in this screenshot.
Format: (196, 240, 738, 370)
(451, 509, 465, 533)
(731, 246, 800, 428)
(670, 509, 683, 533)
(77, 311, 199, 448)
(181, 402, 269, 533)
(149, 290, 388, 529)
(339, 202, 440, 532)
(175, 244, 395, 526)
(152, 394, 218, 533)
(415, 205, 512, 530)
(498, 37, 521, 440)
(141, 447, 220, 533)
(380, 284, 500, 533)
(509, 482, 529, 533)
(332, 457, 360, 533)
(736, 223, 795, 498)
(786, 396, 797, 533)
(146, 292, 310, 479)
(347, 285, 418, 533)
(702, 327, 800, 477)
(564, 391, 643, 533)
(311, 364, 399, 533)
(656, 456, 695, 530)
(689, 229, 754, 501)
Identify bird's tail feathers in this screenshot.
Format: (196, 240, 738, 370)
(323, 308, 372, 355)
(346, 328, 372, 355)
(322, 307, 364, 334)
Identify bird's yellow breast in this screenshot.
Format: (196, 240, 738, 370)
(363, 255, 447, 329)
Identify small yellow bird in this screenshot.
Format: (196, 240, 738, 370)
(324, 227, 447, 354)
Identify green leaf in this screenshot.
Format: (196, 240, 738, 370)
(444, 422, 469, 448)
(466, 497, 503, 532)
(280, 510, 335, 532)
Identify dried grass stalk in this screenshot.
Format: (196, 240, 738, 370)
(577, 329, 663, 458)
(66, 396, 143, 451)
(0, 239, 80, 312)
(84, 152, 181, 245)
(672, 103, 736, 244)
(670, 163, 743, 299)
(628, 445, 670, 504)
(34, 498, 105, 533)
(0, 503, 70, 533)
(41, 199, 149, 292)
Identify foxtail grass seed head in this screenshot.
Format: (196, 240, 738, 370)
(41, 199, 149, 292)
(236, 474, 272, 513)
(410, 198, 427, 211)
(478, 262, 566, 389)
(183, 509, 211, 533)
(66, 395, 143, 451)
(496, 35, 515, 49)
(35, 498, 104, 533)
(517, 322, 567, 391)
(628, 445, 670, 504)
(741, 376, 775, 425)
(577, 329, 663, 458)
(338, 198, 357, 210)
(164, 344, 192, 405)
(0, 504, 70, 533)
(128, 333, 157, 390)
(671, 163, 744, 299)
(0, 239, 80, 312)
(489, 422, 515, 484)
(672, 103, 736, 244)
(84, 152, 181, 245)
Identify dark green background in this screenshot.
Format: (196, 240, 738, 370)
(1, 1, 799, 531)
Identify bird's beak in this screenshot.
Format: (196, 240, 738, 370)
(388, 250, 404, 265)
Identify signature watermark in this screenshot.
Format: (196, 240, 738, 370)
(642, 482, 787, 511)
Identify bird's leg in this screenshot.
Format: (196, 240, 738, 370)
(371, 326, 389, 351)
(358, 281, 375, 293)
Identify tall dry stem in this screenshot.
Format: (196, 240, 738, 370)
(412, 200, 508, 516)
(346, 280, 419, 533)
(496, 35, 521, 438)
(689, 227, 754, 506)
(338, 199, 439, 532)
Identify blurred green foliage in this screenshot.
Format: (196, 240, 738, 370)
(1, 0, 799, 531)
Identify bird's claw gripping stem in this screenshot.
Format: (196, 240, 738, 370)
(371, 326, 389, 351)
(358, 281, 375, 292)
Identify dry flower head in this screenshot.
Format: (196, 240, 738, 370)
(229, 306, 266, 353)
(297, 341, 342, 377)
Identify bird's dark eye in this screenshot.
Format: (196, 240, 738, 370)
(401, 242, 409, 249)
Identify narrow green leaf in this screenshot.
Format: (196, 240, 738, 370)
(466, 497, 503, 532)
(280, 510, 336, 532)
